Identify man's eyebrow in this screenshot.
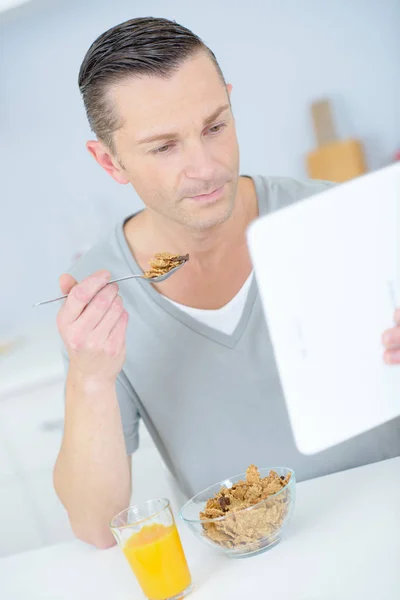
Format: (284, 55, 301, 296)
(137, 104, 231, 145)
(203, 103, 231, 127)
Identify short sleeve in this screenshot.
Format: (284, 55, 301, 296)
(268, 177, 336, 212)
(61, 347, 141, 455)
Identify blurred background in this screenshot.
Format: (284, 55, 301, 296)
(0, 0, 399, 557)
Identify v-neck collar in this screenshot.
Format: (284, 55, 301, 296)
(115, 175, 268, 349)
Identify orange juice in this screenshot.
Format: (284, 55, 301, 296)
(123, 523, 191, 600)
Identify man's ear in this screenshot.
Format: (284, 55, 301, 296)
(86, 140, 129, 185)
(226, 83, 233, 97)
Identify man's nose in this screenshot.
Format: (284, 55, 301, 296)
(182, 141, 217, 183)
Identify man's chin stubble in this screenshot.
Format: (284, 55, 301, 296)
(180, 203, 236, 231)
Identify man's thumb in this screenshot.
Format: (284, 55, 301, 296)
(59, 273, 78, 295)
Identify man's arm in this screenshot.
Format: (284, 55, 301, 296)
(54, 376, 132, 548)
(53, 270, 131, 549)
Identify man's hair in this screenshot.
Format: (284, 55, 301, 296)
(78, 17, 225, 153)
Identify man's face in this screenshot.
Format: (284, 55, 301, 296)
(93, 52, 240, 230)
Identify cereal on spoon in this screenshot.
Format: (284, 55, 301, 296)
(144, 252, 190, 279)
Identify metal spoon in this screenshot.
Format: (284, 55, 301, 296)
(33, 261, 187, 307)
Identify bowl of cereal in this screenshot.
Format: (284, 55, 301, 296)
(180, 464, 295, 558)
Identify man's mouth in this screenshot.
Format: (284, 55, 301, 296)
(189, 184, 225, 202)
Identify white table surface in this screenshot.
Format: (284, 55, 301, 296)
(1, 457, 399, 600)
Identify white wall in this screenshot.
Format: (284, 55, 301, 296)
(1, 0, 399, 335)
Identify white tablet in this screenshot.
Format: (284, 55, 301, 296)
(247, 163, 400, 454)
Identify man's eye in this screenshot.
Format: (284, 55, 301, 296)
(207, 122, 226, 135)
(153, 144, 171, 154)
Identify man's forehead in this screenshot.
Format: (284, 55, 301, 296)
(110, 54, 228, 137)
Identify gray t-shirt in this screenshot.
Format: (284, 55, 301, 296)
(65, 176, 400, 498)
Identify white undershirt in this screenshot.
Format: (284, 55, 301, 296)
(163, 272, 254, 335)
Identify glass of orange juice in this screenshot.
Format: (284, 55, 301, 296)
(110, 499, 192, 600)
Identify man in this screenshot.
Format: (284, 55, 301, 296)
(54, 17, 400, 549)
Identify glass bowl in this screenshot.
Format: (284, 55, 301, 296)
(180, 467, 295, 558)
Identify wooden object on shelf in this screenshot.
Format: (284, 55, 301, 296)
(306, 99, 366, 182)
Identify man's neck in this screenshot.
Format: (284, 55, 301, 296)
(123, 176, 258, 309)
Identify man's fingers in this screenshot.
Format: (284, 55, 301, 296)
(75, 284, 120, 337)
(106, 310, 129, 348)
(382, 321, 400, 364)
(91, 294, 125, 342)
(382, 326, 400, 349)
(384, 349, 400, 365)
(58, 270, 111, 325)
(59, 273, 78, 295)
